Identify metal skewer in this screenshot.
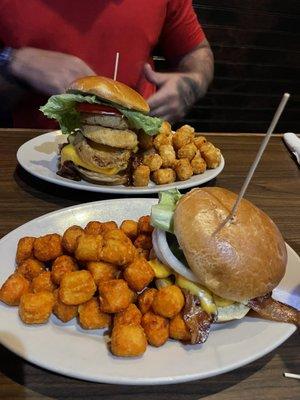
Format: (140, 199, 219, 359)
(113, 52, 120, 81)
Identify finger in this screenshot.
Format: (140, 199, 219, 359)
(144, 63, 169, 87)
(147, 87, 171, 110)
(149, 104, 171, 118)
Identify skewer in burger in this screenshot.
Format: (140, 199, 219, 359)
(151, 187, 299, 344)
(40, 76, 162, 184)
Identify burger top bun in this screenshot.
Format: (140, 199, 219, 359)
(68, 76, 150, 113)
(173, 187, 287, 303)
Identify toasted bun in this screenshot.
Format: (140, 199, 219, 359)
(173, 187, 287, 303)
(68, 76, 149, 113)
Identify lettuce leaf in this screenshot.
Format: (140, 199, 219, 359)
(39, 92, 162, 135)
(150, 189, 182, 233)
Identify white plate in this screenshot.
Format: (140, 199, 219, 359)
(0, 199, 298, 385)
(16, 131, 225, 194)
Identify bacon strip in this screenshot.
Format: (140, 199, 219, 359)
(248, 294, 300, 327)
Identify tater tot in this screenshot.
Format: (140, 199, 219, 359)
(86, 261, 118, 285)
(154, 133, 172, 150)
(135, 248, 150, 260)
(134, 234, 152, 250)
(194, 135, 207, 150)
(172, 125, 194, 150)
(159, 144, 176, 167)
(16, 258, 45, 281)
(137, 288, 157, 314)
(120, 220, 138, 240)
(123, 257, 155, 292)
(138, 215, 154, 235)
(152, 168, 176, 185)
(51, 255, 78, 285)
(19, 291, 54, 324)
(159, 121, 172, 135)
(31, 271, 56, 293)
(16, 237, 36, 264)
(103, 228, 131, 243)
(100, 232, 135, 266)
(62, 225, 84, 254)
(133, 165, 150, 187)
(101, 221, 118, 235)
(114, 304, 142, 327)
(59, 270, 97, 305)
(143, 153, 163, 172)
(78, 297, 111, 329)
(52, 289, 78, 323)
(84, 221, 103, 235)
(191, 151, 207, 174)
(110, 324, 147, 357)
(74, 233, 103, 262)
(99, 279, 134, 313)
(152, 285, 184, 318)
(138, 131, 153, 150)
(200, 142, 221, 168)
(0, 273, 30, 306)
(169, 313, 191, 341)
(34, 233, 63, 262)
(141, 311, 169, 347)
(177, 142, 197, 161)
(174, 158, 193, 181)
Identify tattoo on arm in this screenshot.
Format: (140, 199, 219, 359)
(177, 76, 202, 113)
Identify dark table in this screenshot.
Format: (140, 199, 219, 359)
(0, 129, 299, 400)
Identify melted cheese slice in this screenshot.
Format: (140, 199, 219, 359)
(60, 144, 122, 175)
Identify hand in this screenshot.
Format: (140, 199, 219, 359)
(144, 63, 203, 123)
(9, 47, 95, 95)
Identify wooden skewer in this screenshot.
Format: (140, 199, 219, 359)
(214, 93, 290, 235)
(283, 372, 300, 380)
(113, 52, 120, 81)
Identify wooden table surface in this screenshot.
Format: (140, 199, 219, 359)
(0, 129, 299, 400)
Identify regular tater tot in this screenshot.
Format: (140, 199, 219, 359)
(141, 311, 169, 347)
(200, 142, 221, 168)
(172, 125, 194, 150)
(0, 273, 30, 306)
(135, 248, 150, 260)
(159, 120, 172, 135)
(62, 225, 84, 254)
(153, 133, 172, 150)
(16, 258, 45, 281)
(100, 231, 135, 266)
(101, 221, 118, 235)
(120, 220, 138, 240)
(52, 289, 78, 323)
(134, 234, 152, 250)
(84, 221, 103, 235)
(74, 233, 103, 262)
(174, 159, 193, 181)
(152, 168, 176, 185)
(114, 304, 142, 327)
(137, 288, 157, 314)
(31, 271, 56, 293)
(123, 257, 155, 292)
(169, 313, 191, 341)
(59, 270, 97, 305)
(138, 131, 153, 150)
(194, 135, 207, 150)
(34, 233, 63, 262)
(110, 324, 147, 357)
(51, 255, 78, 285)
(159, 144, 176, 167)
(152, 285, 184, 318)
(78, 298, 111, 329)
(138, 215, 154, 235)
(19, 291, 54, 324)
(86, 261, 118, 285)
(177, 142, 197, 161)
(16, 237, 36, 264)
(143, 153, 162, 172)
(133, 165, 150, 187)
(191, 151, 207, 174)
(99, 279, 134, 313)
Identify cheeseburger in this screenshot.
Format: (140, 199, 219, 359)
(40, 76, 162, 184)
(151, 187, 299, 343)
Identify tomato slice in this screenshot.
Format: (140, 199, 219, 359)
(76, 103, 121, 115)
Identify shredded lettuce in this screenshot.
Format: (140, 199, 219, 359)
(39, 92, 162, 135)
(150, 189, 182, 233)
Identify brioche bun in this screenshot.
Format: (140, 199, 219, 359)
(173, 187, 287, 303)
(68, 76, 149, 113)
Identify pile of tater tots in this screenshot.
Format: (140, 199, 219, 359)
(133, 122, 222, 186)
(0, 216, 193, 357)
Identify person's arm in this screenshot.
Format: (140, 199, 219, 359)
(144, 39, 214, 123)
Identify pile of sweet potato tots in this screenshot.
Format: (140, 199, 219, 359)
(0, 216, 192, 357)
(133, 122, 222, 186)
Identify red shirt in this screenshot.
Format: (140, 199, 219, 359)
(0, 0, 205, 128)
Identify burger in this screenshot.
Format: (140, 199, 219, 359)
(40, 76, 162, 184)
(151, 187, 299, 343)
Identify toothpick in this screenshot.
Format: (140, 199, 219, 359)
(214, 93, 290, 235)
(113, 52, 120, 81)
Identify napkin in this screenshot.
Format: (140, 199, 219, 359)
(283, 132, 300, 164)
